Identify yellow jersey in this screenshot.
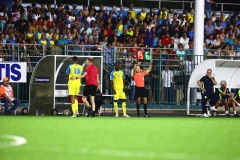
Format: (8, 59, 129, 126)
(110, 70, 125, 89)
(66, 64, 83, 84)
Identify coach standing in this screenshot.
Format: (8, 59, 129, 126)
(80, 57, 100, 117)
(197, 69, 217, 117)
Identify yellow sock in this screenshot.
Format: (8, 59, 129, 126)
(122, 102, 127, 115)
(114, 102, 118, 115)
(71, 103, 76, 115)
(75, 99, 78, 114)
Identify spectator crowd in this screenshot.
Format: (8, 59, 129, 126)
(0, 0, 240, 103)
(0, 0, 239, 61)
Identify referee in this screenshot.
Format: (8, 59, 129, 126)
(133, 62, 152, 117)
(197, 69, 217, 117)
(79, 57, 100, 117)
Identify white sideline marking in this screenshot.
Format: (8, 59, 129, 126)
(0, 135, 27, 148)
(15, 146, 239, 160)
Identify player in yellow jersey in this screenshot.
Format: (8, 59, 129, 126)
(66, 56, 84, 117)
(110, 62, 130, 118)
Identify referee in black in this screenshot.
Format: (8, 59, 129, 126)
(197, 69, 217, 117)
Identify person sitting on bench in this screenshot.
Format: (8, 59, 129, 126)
(211, 80, 240, 117)
(1, 77, 20, 115)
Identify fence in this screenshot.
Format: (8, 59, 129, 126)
(139, 0, 240, 12)
(21, 1, 240, 13)
(1, 44, 240, 109)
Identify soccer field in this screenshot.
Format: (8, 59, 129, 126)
(0, 116, 239, 160)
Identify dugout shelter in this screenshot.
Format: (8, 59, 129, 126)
(29, 55, 103, 115)
(187, 59, 240, 116)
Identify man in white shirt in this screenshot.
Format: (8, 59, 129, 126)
(171, 32, 180, 50)
(1, 77, 20, 114)
(46, 8, 57, 22)
(170, 13, 180, 25)
(162, 66, 174, 102)
(87, 11, 96, 23)
(179, 32, 189, 49)
(205, 34, 215, 45)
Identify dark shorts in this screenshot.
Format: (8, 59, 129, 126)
(83, 85, 97, 97)
(135, 87, 148, 98)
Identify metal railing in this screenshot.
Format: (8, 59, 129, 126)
(21, 1, 240, 12)
(1, 45, 240, 109)
(139, 0, 240, 11)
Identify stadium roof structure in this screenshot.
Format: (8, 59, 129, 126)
(188, 59, 240, 89)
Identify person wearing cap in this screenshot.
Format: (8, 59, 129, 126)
(224, 34, 234, 46)
(79, 57, 100, 117)
(1, 77, 19, 115)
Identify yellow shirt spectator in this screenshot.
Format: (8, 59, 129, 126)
(128, 10, 136, 19)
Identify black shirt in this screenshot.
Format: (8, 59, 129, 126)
(200, 75, 215, 93)
(215, 87, 230, 100)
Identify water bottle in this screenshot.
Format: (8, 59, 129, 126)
(105, 89, 108, 95)
(36, 109, 39, 116)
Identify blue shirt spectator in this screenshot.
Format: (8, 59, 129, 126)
(220, 21, 227, 28)
(57, 35, 66, 46)
(118, 5, 128, 20)
(0, 19, 5, 33)
(6, 34, 16, 47)
(188, 31, 194, 41)
(157, 19, 169, 26)
(65, 36, 73, 44)
(109, 6, 118, 19)
(152, 35, 158, 47)
(224, 35, 234, 46)
(80, 24, 92, 36)
(72, 4, 79, 15)
(186, 49, 193, 55)
(234, 41, 240, 51)
(104, 44, 113, 64)
(176, 44, 185, 60)
(144, 33, 154, 47)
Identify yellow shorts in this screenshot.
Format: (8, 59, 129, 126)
(114, 88, 126, 100)
(68, 81, 80, 96)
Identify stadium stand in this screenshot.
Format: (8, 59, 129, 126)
(0, 0, 239, 107)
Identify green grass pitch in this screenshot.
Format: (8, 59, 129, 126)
(0, 116, 239, 160)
